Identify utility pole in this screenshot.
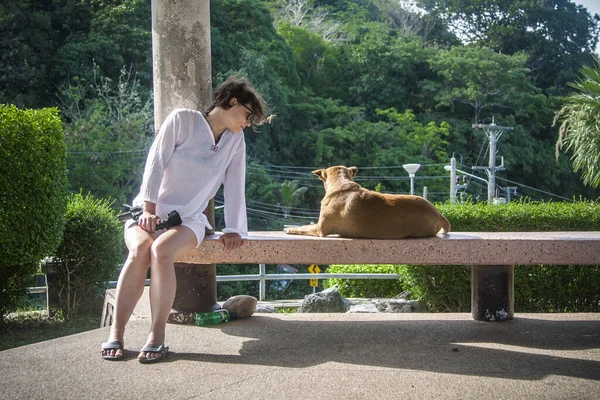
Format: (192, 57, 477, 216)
(446, 157, 480, 204)
(472, 118, 513, 204)
(503, 186, 518, 202)
(449, 157, 457, 203)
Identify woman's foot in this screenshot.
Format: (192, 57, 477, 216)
(101, 340, 124, 360)
(138, 330, 168, 362)
(138, 343, 169, 363)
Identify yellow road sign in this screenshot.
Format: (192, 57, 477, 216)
(309, 279, 318, 287)
(308, 264, 321, 274)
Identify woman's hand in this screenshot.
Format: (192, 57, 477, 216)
(138, 211, 161, 232)
(219, 233, 244, 251)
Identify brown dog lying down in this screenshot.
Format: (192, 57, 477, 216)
(284, 165, 451, 239)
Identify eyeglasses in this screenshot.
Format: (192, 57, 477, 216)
(240, 103, 253, 123)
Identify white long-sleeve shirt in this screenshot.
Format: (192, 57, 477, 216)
(132, 108, 248, 236)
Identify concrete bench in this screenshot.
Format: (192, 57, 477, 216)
(169, 231, 600, 322)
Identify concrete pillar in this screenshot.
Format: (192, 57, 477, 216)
(152, 0, 218, 317)
(151, 0, 212, 128)
(471, 265, 514, 321)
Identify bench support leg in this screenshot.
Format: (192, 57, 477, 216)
(471, 265, 514, 322)
(169, 263, 219, 323)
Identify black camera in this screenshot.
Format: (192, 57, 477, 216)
(156, 210, 182, 230)
(118, 204, 182, 230)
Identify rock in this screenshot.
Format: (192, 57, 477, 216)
(296, 285, 351, 313)
(255, 305, 277, 313)
(347, 303, 379, 313)
(222, 295, 258, 318)
(375, 299, 428, 313)
(392, 290, 411, 300)
(167, 311, 196, 324)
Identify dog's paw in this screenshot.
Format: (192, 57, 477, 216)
(283, 225, 299, 235)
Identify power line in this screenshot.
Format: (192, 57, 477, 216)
(67, 148, 149, 154)
(495, 176, 573, 202)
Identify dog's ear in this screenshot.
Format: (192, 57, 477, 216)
(349, 166, 358, 178)
(312, 169, 326, 181)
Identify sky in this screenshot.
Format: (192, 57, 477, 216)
(577, 0, 600, 54)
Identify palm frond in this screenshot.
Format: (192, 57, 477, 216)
(554, 57, 600, 188)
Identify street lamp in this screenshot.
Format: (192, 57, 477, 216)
(444, 162, 489, 203)
(402, 163, 421, 195)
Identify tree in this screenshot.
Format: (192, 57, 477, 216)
(427, 45, 540, 124)
(0, 0, 152, 109)
(58, 64, 154, 205)
(0, 1, 56, 108)
(273, 0, 344, 42)
(554, 58, 600, 188)
(419, 0, 600, 93)
(277, 22, 332, 87)
(278, 180, 309, 218)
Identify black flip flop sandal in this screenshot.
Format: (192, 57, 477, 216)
(138, 344, 169, 364)
(101, 341, 124, 360)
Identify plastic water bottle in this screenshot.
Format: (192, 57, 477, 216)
(194, 309, 230, 326)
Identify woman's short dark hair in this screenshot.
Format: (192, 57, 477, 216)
(208, 74, 269, 126)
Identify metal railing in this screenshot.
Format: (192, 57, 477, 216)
(217, 264, 398, 301)
(31, 264, 398, 303)
(106, 263, 397, 301)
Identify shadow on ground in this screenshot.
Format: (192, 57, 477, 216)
(167, 314, 600, 381)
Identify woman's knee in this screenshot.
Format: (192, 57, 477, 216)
(127, 237, 153, 263)
(150, 241, 176, 267)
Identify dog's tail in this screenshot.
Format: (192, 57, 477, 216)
(439, 214, 451, 235)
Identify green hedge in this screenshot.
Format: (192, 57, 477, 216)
(0, 105, 68, 319)
(324, 264, 404, 298)
(327, 201, 600, 312)
(53, 193, 123, 318)
(436, 200, 600, 231)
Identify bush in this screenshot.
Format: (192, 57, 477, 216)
(436, 200, 600, 231)
(398, 265, 471, 312)
(0, 105, 68, 319)
(53, 193, 124, 318)
(515, 266, 600, 312)
(326, 201, 600, 312)
(325, 264, 405, 298)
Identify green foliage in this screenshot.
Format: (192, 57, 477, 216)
(59, 64, 154, 205)
(216, 263, 317, 301)
(325, 264, 405, 298)
(2, 0, 600, 207)
(53, 193, 123, 318)
(398, 264, 471, 312)
(0, 309, 99, 351)
(0, 0, 152, 108)
(554, 57, 600, 188)
(0, 105, 68, 319)
(277, 22, 332, 87)
(436, 200, 600, 232)
(211, 0, 299, 89)
(278, 180, 309, 218)
(377, 108, 450, 161)
(428, 45, 538, 123)
(0, 1, 55, 108)
(217, 264, 259, 301)
(421, 0, 600, 93)
(516, 265, 600, 312)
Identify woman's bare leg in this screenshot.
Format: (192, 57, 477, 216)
(102, 226, 154, 358)
(139, 225, 197, 361)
